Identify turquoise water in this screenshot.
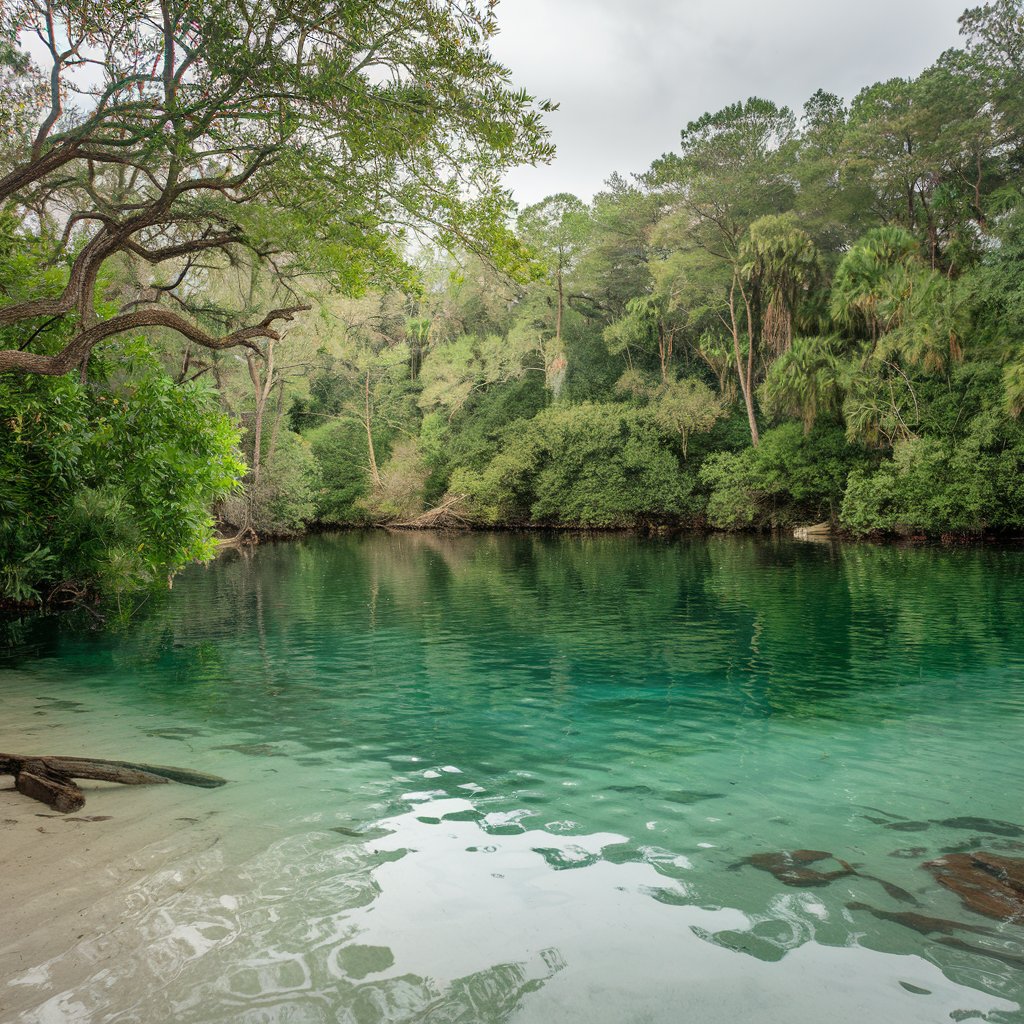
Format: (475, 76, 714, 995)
(2, 531, 1024, 1023)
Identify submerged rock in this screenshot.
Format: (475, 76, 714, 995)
(860, 874, 920, 905)
(924, 851, 1024, 922)
(933, 817, 1024, 838)
(846, 901, 995, 937)
(663, 790, 726, 805)
(215, 743, 286, 757)
(738, 848, 917, 902)
(973, 851, 1024, 894)
(899, 982, 932, 995)
(856, 805, 909, 821)
(736, 849, 856, 887)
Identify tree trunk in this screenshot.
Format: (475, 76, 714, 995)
(265, 377, 287, 470)
(243, 342, 277, 530)
(246, 342, 276, 491)
(729, 277, 760, 447)
(365, 367, 382, 488)
(555, 269, 563, 349)
(16, 766, 85, 813)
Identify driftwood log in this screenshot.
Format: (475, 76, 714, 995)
(0, 754, 227, 813)
(216, 525, 259, 550)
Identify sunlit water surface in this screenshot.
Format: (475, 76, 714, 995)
(2, 532, 1024, 1023)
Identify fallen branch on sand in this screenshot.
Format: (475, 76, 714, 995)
(0, 754, 227, 813)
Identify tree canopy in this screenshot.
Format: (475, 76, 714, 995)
(0, 0, 554, 374)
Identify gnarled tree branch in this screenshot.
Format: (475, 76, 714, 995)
(0, 305, 309, 375)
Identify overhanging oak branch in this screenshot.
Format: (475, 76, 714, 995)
(0, 305, 310, 375)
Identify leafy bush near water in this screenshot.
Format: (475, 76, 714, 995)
(219, 429, 320, 537)
(0, 343, 243, 606)
(701, 423, 870, 530)
(840, 420, 1024, 536)
(452, 403, 703, 527)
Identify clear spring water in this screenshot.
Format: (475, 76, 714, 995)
(2, 531, 1024, 1023)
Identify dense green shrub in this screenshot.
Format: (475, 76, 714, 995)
(454, 402, 703, 527)
(701, 423, 868, 529)
(0, 341, 243, 605)
(420, 375, 547, 503)
(305, 420, 374, 526)
(840, 413, 1024, 535)
(221, 429, 320, 536)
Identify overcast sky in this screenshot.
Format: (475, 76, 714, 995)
(490, 0, 969, 208)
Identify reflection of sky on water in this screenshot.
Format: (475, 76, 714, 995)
(6, 786, 1015, 1024)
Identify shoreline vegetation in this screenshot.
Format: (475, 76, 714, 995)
(2, 0, 1024, 613)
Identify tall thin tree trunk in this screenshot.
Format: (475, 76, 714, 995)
(729, 277, 760, 447)
(246, 343, 275, 489)
(555, 268, 563, 349)
(365, 367, 382, 488)
(245, 342, 276, 529)
(265, 377, 286, 470)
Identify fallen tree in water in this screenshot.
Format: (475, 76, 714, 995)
(216, 526, 260, 551)
(0, 754, 227, 813)
(387, 494, 473, 531)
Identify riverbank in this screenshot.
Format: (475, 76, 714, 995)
(0, 683, 223, 1022)
(241, 512, 1024, 544)
(0, 781, 208, 1017)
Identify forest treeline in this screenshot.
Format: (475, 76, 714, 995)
(2, 0, 1024, 606)
(240, 0, 1024, 538)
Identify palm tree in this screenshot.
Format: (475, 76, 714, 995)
(759, 335, 846, 432)
(740, 214, 821, 353)
(830, 227, 920, 341)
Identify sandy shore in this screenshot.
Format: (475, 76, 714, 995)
(0, 671, 337, 1022)
(0, 776, 230, 1022)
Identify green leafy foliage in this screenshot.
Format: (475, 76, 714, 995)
(218, 1, 1024, 540)
(454, 403, 707, 527)
(759, 336, 847, 431)
(306, 420, 374, 527)
(0, 342, 243, 604)
(0, 0, 556, 373)
(220, 429, 320, 536)
(701, 424, 870, 529)
(840, 412, 1024, 535)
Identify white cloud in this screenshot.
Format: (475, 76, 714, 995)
(491, 0, 968, 206)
